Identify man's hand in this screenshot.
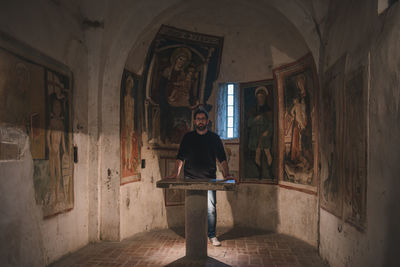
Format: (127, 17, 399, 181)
(219, 160, 239, 183)
(165, 160, 183, 179)
(224, 174, 239, 184)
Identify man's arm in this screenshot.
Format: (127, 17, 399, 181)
(219, 160, 230, 178)
(215, 134, 238, 182)
(165, 159, 183, 179)
(166, 133, 187, 179)
(219, 160, 239, 183)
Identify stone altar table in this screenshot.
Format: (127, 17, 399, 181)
(156, 179, 237, 260)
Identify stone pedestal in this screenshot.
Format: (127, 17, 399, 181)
(185, 190, 207, 259)
(156, 178, 236, 260)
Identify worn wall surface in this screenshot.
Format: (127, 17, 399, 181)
(217, 184, 279, 231)
(318, 1, 400, 266)
(278, 188, 318, 246)
(81, 0, 327, 243)
(0, 0, 89, 266)
(121, 0, 318, 242)
(120, 136, 176, 239)
(0, 133, 45, 267)
(2, 0, 378, 266)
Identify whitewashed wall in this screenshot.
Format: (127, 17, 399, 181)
(318, 1, 400, 266)
(0, 0, 89, 265)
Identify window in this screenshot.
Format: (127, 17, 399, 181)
(216, 83, 239, 140)
(227, 84, 235, 138)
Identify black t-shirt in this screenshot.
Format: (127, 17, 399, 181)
(177, 131, 227, 179)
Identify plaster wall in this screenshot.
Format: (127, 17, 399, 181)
(81, 0, 108, 243)
(318, 1, 400, 266)
(278, 188, 318, 246)
(0, 0, 89, 265)
(121, 0, 317, 242)
(120, 135, 176, 239)
(217, 184, 278, 231)
(0, 133, 44, 267)
(86, 0, 327, 242)
(0, 0, 331, 264)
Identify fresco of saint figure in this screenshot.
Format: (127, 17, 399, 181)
(284, 73, 314, 184)
(47, 95, 68, 202)
(1, 41, 74, 218)
(248, 87, 273, 177)
(123, 75, 138, 171)
(243, 85, 274, 180)
(120, 71, 141, 183)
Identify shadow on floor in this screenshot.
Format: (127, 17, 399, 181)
(217, 227, 273, 242)
(165, 256, 231, 267)
(168, 226, 274, 242)
(169, 226, 185, 238)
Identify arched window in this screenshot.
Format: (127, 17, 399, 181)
(216, 83, 239, 140)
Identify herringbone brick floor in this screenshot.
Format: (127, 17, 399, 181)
(49, 228, 328, 267)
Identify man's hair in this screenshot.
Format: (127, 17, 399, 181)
(193, 108, 209, 120)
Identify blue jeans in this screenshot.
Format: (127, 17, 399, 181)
(208, 190, 216, 238)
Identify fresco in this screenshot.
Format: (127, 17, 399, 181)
(343, 66, 367, 230)
(159, 157, 185, 206)
(120, 69, 141, 184)
(274, 54, 318, 188)
(224, 143, 239, 179)
(319, 54, 368, 231)
(0, 44, 73, 218)
(240, 80, 276, 183)
(144, 25, 224, 147)
(320, 55, 347, 217)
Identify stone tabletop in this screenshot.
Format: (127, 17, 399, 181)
(156, 178, 237, 191)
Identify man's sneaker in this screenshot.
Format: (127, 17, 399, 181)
(209, 237, 221, 246)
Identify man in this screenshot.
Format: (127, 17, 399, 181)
(166, 108, 235, 246)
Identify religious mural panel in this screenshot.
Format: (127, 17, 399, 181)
(239, 80, 276, 183)
(223, 143, 239, 179)
(343, 66, 367, 231)
(0, 36, 74, 218)
(43, 70, 73, 217)
(160, 157, 185, 206)
(143, 25, 224, 147)
(320, 55, 347, 217)
(274, 54, 318, 189)
(120, 69, 141, 185)
(319, 53, 368, 231)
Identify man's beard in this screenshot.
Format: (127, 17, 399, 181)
(196, 123, 207, 131)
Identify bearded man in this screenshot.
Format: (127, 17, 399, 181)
(166, 108, 236, 246)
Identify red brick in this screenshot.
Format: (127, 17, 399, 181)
(50, 228, 328, 267)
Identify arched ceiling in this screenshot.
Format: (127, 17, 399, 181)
(124, 0, 313, 82)
(51, 0, 330, 71)
(70, 0, 329, 97)
(97, 0, 329, 68)
(49, 0, 330, 124)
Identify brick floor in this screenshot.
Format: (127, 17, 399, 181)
(49, 228, 328, 267)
